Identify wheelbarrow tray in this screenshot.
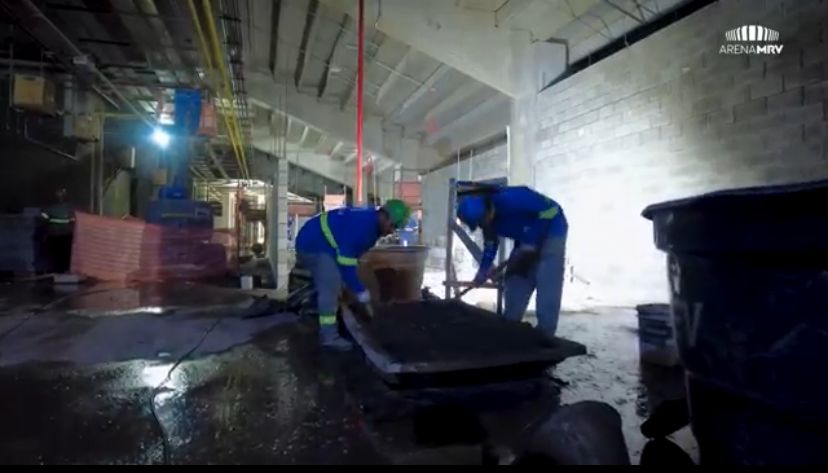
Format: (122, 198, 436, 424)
(343, 300, 586, 386)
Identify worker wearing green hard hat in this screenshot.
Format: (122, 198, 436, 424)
(379, 198, 411, 233)
(295, 198, 411, 351)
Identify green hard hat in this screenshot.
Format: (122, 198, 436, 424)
(383, 199, 411, 228)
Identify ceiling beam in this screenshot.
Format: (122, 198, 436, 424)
(206, 145, 230, 179)
(391, 64, 449, 123)
(423, 81, 488, 126)
(298, 124, 311, 147)
(321, 0, 518, 96)
(43, 2, 187, 21)
(344, 151, 357, 163)
(295, 0, 320, 88)
(247, 70, 398, 162)
(375, 46, 412, 105)
(330, 140, 344, 157)
(634, 0, 658, 17)
(494, 0, 535, 27)
(602, 0, 644, 23)
(318, 13, 348, 98)
(268, 0, 282, 75)
(250, 135, 350, 184)
(377, 160, 397, 174)
(341, 33, 385, 109)
(425, 94, 510, 149)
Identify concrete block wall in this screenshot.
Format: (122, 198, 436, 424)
(534, 0, 828, 306)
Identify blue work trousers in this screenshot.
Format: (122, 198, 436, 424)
(503, 234, 567, 337)
(297, 251, 341, 319)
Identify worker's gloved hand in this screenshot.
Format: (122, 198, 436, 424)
(356, 291, 371, 304)
(355, 290, 374, 317)
(506, 246, 540, 278)
(473, 268, 489, 286)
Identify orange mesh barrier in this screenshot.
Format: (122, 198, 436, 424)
(71, 212, 228, 282)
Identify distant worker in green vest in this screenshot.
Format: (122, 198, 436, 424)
(40, 187, 75, 274)
(295, 199, 411, 351)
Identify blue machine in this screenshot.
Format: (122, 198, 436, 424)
(146, 199, 213, 229)
(158, 185, 187, 200)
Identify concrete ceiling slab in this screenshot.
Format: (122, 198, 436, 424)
(321, 0, 519, 96)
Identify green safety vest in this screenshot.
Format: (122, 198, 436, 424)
(42, 204, 75, 236)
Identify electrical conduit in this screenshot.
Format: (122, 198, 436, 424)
(201, 0, 250, 180)
(187, 0, 249, 180)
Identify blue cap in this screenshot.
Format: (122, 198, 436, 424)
(457, 196, 486, 231)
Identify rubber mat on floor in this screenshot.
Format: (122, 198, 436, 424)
(343, 300, 586, 385)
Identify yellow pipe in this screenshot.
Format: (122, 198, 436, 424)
(208, 53, 247, 180)
(188, 0, 247, 179)
(206, 15, 248, 179)
(186, 0, 213, 70)
(187, 0, 249, 180)
(187, 0, 243, 178)
(201, 0, 249, 179)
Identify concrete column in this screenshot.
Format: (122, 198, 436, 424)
(400, 138, 420, 171)
(377, 168, 395, 202)
(508, 37, 567, 186)
(268, 157, 289, 289)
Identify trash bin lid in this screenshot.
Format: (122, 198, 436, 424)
(641, 179, 828, 253)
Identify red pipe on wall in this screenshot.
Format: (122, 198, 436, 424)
(355, 0, 365, 204)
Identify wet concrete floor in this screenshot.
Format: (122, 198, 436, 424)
(0, 282, 694, 464)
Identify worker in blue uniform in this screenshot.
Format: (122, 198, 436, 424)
(296, 199, 412, 350)
(457, 186, 568, 337)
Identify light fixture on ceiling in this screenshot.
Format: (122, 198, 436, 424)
(151, 128, 171, 148)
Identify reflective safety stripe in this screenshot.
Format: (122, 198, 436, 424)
(48, 218, 72, 224)
(318, 314, 337, 326)
(320, 212, 338, 250)
(539, 206, 559, 220)
(337, 255, 358, 266)
(41, 212, 50, 220)
(320, 212, 358, 267)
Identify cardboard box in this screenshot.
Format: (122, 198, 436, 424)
(13, 74, 56, 115)
(153, 169, 168, 186)
(73, 114, 102, 142)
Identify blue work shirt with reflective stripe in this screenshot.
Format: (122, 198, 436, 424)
(295, 206, 380, 294)
(479, 186, 567, 272)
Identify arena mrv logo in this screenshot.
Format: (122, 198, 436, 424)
(719, 25, 784, 55)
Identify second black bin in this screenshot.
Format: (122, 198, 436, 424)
(642, 179, 828, 465)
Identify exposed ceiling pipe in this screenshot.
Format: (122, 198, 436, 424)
(199, 0, 250, 179)
(22, 119, 78, 161)
(17, 0, 154, 127)
(0, 7, 122, 111)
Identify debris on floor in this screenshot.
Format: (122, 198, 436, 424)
(0, 281, 697, 464)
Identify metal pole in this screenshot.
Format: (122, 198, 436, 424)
(97, 122, 104, 215)
(7, 26, 13, 131)
(89, 143, 95, 213)
(355, 0, 365, 204)
(445, 178, 457, 299)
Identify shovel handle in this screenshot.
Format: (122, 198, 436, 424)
(452, 260, 508, 299)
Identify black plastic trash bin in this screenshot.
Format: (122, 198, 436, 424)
(642, 179, 828, 465)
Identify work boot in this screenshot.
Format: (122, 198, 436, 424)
(640, 398, 690, 438)
(319, 325, 353, 351)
